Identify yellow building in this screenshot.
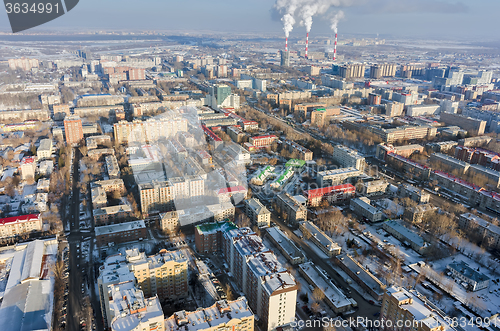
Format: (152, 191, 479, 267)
(126, 248, 188, 301)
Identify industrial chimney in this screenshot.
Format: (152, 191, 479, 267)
(285, 37, 288, 52)
(333, 33, 338, 61)
(305, 32, 309, 59)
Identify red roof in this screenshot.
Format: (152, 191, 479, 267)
(251, 135, 277, 140)
(21, 156, 35, 165)
(0, 213, 40, 226)
(218, 185, 247, 195)
(307, 184, 355, 199)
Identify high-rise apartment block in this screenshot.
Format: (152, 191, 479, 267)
(139, 180, 175, 216)
(370, 63, 397, 79)
(114, 118, 188, 144)
(8, 57, 39, 71)
(223, 228, 297, 331)
(280, 50, 290, 67)
(126, 248, 189, 301)
(338, 63, 365, 79)
(64, 115, 84, 145)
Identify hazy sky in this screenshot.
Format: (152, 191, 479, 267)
(0, 0, 498, 40)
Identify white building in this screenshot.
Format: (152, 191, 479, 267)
(333, 145, 365, 171)
(105, 281, 164, 331)
(36, 139, 53, 160)
(245, 198, 271, 228)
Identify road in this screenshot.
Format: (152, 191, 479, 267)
(65, 148, 104, 331)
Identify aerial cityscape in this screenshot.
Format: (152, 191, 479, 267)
(0, 1, 500, 331)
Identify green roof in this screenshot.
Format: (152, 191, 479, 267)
(196, 221, 237, 235)
(285, 159, 306, 168)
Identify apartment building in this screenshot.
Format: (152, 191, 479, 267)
(349, 197, 384, 222)
(164, 298, 254, 331)
(376, 143, 424, 162)
(447, 261, 490, 292)
(276, 193, 307, 226)
(105, 155, 120, 179)
(63, 115, 83, 145)
(160, 211, 179, 233)
(284, 140, 313, 161)
(398, 184, 430, 204)
(223, 228, 298, 331)
(139, 180, 175, 216)
(113, 118, 188, 144)
(266, 227, 305, 265)
(299, 221, 342, 257)
(126, 248, 189, 301)
(317, 168, 362, 187)
(195, 221, 238, 254)
(380, 286, 455, 331)
(360, 179, 389, 196)
(245, 198, 271, 228)
(104, 281, 164, 331)
(91, 179, 126, 194)
(20, 156, 36, 180)
(306, 184, 356, 207)
(93, 204, 133, 226)
(429, 153, 470, 174)
(36, 139, 53, 160)
(440, 112, 486, 135)
(333, 145, 365, 171)
(386, 153, 431, 181)
(95, 220, 147, 247)
(0, 214, 42, 238)
(249, 135, 277, 148)
(458, 213, 500, 251)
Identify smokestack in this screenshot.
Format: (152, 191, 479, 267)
(305, 32, 309, 59)
(333, 33, 338, 61)
(285, 37, 288, 52)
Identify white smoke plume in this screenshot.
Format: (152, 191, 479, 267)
(330, 10, 345, 34)
(275, 0, 351, 35)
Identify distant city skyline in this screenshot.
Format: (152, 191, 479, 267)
(0, 0, 498, 40)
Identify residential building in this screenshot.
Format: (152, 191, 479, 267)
(93, 205, 133, 226)
(380, 286, 456, 331)
(164, 298, 254, 331)
(139, 180, 175, 216)
(349, 197, 384, 222)
(382, 220, 428, 254)
(333, 145, 365, 171)
(276, 193, 307, 225)
(266, 227, 305, 265)
(376, 143, 424, 162)
(283, 140, 313, 161)
(222, 228, 298, 331)
(86, 135, 111, 149)
(160, 211, 179, 233)
(310, 107, 341, 127)
(338, 63, 365, 79)
(317, 168, 362, 187)
(91, 179, 126, 193)
(126, 248, 188, 301)
(429, 153, 470, 174)
(360, 179, 389, 196)
(306, 184, 356, 207)
(36, 139, 52, 160)
(20, 156, 36, 180)
(398, 184, 430, 204)
(386, 153, 431, 181)
(334, 254, 385, 301)
(299, 262, 354, 313)
(458, 213, 500, 251)
(113, 118, 188, 144)
(245, 198, 271, 228)
(0, 214, 42, 238)
(95, 220, 147, 246)
(403, 204, 435, 224)
(370, 63, 397, 78)
(105, 155, 120, 179)
(280, 50, 290, 67)
(299, 221, 342, 257)
(440, 112, 486, 135)
(195, 221, 238, 254)
(249, 135, 277, 148)
(406, 104, 440, 117)
(104, 281, 164, 331)
(63, 115, 83, 145)
(447, 261, 489, 292)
